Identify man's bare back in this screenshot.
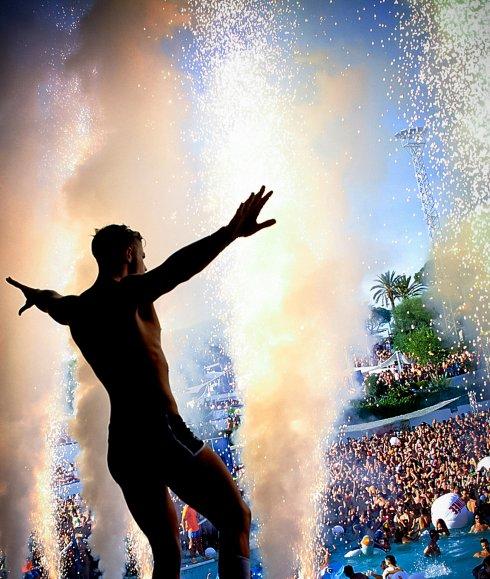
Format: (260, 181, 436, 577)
(7, 187, 275, 579)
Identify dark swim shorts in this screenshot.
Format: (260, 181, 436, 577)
(166, 413, 205, 456)
(107, 412, 205, 486)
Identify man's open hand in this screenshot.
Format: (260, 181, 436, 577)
(6, 277, 39, 315)
(226, 185, 276, 239)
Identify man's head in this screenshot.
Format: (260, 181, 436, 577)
(481, 538, 489, 550)
(343, 565, 354, 578)
(91, 224, 145, 275)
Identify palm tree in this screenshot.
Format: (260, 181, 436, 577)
(395, 274, 426, 300)
(371, 271, 400, 309)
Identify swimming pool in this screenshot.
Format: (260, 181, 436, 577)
(181, 530, 487, 577)
(323, 529, 488, 578)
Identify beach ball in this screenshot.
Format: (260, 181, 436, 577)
(390, 436, 401, 446)
(205, 547, 217, 558)
(332, 525, 345, 536)
(431, 492, 471, 529)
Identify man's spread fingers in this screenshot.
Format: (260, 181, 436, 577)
(257, 219, 276, 230)
(259, 190, 273, 207)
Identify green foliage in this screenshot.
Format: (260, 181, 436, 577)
(366, 306, 392, 335)
(356, 389, 419, 418)
(371, 270, 399, 309)
(394, 275, 426, 300)
(392, 296, 433, 334)
(365, 373, 386, 398)
(393, 325, 445, 364)
(414, 379, 429, 391)
(373, 306, 392, 324)
(428, 374, 451, 392)
(392, 297, 447, 362)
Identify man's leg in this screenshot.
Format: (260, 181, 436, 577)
(168, 446, 251, 579)
(120, 481, 181, 579)
(188, 532, 197, 562)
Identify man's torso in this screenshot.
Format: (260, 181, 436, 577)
(67, 278, 179, 427)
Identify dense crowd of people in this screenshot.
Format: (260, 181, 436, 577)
(363, 349, 476, 397)
(353, 347, 392, 368)
(322, 410, 490, 557)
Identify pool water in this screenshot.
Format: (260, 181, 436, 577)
(324, 529, 488, 578)
(180, 530, 487, 577)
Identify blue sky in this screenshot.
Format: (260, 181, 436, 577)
(294, 0, 430, 290)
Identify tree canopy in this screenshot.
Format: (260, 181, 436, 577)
(392, 296, 446, 363)
(392, 296, 433, 334)
(393, 325, 445, 364)
(366, 306, 392, 335)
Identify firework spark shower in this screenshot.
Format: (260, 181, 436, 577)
(395, 0, 489, 369)
(186, 1, 366, 575)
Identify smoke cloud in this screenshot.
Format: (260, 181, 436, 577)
(0, 3, 80, 574)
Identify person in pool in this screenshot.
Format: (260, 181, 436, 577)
(7, 186, 276, 579)
(473, 555, 490, 579)
(367, 560, 388, 579)
(373, 528, 390, 552)
(435, 519, 450, 537)
(367, 555, 407, 579)
(475, 538, 490, 558)
(423, 529, 441, 557)
(471, 514, 490, 533)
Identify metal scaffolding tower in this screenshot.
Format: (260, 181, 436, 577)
(394, 127, 440, 240)
(395, 126, 463, 347)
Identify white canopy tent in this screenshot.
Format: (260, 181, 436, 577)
(355, 351, 412, 374)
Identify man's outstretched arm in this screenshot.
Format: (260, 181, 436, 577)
(125, 185, 276, 303)
(6, 278, 75, 325)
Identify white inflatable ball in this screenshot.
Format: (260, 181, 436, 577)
(431, 492, 472, 529)
(390, 436, 401, 446)
(332, 525, 345, 536)
(477, 456, 490, 472)
(204, 547, 217, 558)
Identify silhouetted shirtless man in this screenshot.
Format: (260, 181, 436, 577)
(7, 186, 275, 579)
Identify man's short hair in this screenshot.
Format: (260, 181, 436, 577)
(91, 224, 142, 267)
(343, 565, 354, 577)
